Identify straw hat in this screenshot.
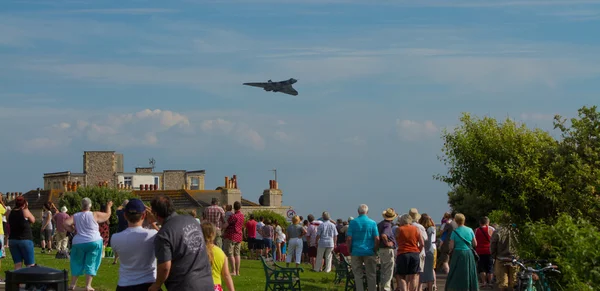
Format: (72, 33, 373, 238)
(382, 208, 398, 221)
(409, 208, 421, 221)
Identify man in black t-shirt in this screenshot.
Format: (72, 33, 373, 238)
(149, 195, 213, 291)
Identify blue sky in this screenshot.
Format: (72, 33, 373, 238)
(1, 0, 600, 222)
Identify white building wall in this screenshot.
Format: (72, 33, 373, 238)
(117, 174, 160, 189)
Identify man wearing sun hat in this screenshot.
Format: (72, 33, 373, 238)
(409, 208, 428, 282)
(378, 208, 398, 291)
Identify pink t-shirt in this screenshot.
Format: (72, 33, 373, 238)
(53, 212, 70, 233)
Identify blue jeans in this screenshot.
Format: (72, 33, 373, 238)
(9, 239, 35, 265)
(263, 238, 274, 257)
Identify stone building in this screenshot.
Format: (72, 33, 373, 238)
(43, 151, 205, 191)
(37, 150, 293, 217)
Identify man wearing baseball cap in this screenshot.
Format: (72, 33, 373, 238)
(110, 199, 160, 291)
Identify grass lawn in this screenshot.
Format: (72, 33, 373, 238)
(0, 248, 347, 290)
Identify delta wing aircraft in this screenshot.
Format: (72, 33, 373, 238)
(243, 78, 298, 96)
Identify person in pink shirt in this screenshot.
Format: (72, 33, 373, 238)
(305, 214, 322, 269)
(53, 206, 71, 253)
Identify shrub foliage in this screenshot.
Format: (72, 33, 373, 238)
(245, 209, 289, 228)
(58, 186, 140, 235)
(437, 105, 600, 289)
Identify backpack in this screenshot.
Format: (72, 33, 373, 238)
(55, 249, 70, 259)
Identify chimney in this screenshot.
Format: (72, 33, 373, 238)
(224, 176, 229, 189)
(140, 184, 144, 190)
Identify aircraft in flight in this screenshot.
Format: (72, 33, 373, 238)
(243, 78, 298, 96)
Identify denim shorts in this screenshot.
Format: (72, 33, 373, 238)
(9, 239, 35, 266)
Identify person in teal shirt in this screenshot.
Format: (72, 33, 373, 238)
(446, 213, 479, 291)
(346, 204, 379, 291)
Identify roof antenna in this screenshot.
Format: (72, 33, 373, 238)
(149, 158, 156, 171)
(269, 168, 277, 182)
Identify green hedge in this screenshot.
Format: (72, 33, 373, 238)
(519, 214, 600, 290)
(31, 221, 41, 246)
(58, 186, 140, 236)
(244, 209, 289, 228)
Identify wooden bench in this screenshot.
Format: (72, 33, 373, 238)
(259, 255, 304, 291)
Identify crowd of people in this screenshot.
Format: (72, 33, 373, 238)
(0, 194, 520, 291)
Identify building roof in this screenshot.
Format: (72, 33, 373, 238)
(43, 171, 71, 177)
(43, 171, 85, 177)
(118, 172, 163, 176)
(186, 170, 206, 174)
(7, 189, 64, 210)
(241, 198, 260, 207)
(133, 190, 202, 209)
(196, 199, 211, 207)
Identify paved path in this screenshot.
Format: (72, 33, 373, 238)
(436, 272, 447, 290)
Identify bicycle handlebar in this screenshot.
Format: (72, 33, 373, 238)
(498, 257, 560, 274)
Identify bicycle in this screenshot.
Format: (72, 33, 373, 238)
(497, 257, 561, 291)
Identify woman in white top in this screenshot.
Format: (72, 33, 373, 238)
(64, 198, 112, 291)
(40, 202, 54, 253)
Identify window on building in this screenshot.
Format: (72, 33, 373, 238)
(154, 177, 160, 188)
(190, 177, 200, 190)
(124, 176, 132, 187)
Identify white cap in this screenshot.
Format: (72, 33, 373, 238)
(60, 206, 68, 213)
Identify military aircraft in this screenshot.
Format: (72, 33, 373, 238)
(243, 78, 298, 96)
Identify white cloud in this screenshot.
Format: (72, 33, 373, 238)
(58, 8, 178, 15)
(343, 136, 367, 146)
(396, 119, 439, 141)
(520, 113, 556, 121)
(5, 108, 273, 153)
(53, 122, 71, 129)
(273, 131, 293, 143)
(21, 137, 71, 152)
(201, 118, 265, 150)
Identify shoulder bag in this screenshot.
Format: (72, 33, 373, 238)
(453, 229, 480, 262)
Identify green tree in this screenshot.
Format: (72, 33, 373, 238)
(436, 113, 560, 225)
(245, 209, 289, 228)
(552, 106, 600, 227)
(59, 186, 140, 235)
(519, 214, 600, 289)
(446, 186, 495, 228)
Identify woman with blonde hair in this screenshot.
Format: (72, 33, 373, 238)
(285, 215, 306, 268)
(201, 222, 235, 291)
(445, 213, 479, 291)
(418, 214, 437, 291)
(395, 214, 424, 291)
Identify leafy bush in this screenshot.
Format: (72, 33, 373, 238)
(58, 186, 140, 236)
(245, 209, 289, 228)
(31, 221, 41, 246)
(519, 214, 600, 290)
